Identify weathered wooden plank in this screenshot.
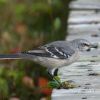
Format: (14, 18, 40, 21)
(72, 0, 100, 3)
(66, 34, 100, 43)
(52, 61, 100, 100)
(69, 12, 100, 18)
(52, 0, 100, 99)
(52, 27, 100, 100)
(68, 24, 100, 34)
(70, 0, 100, 10)
(68, 14, 100, 24)
(52, 90, 100, 100)
(69, 10, 99, 17)
(68, 24, 100, 29)
(70, 4, 100, 10)
(68, 30, 100, 36)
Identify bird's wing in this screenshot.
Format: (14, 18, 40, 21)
(22, 45, 75, 59)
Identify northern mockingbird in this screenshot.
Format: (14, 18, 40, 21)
(0, 39, 98, 86)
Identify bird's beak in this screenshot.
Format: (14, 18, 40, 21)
(90, 43, 98, 48)
(87, 43, 98, 51)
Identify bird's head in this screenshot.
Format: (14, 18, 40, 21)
(70, 39, 98, 52)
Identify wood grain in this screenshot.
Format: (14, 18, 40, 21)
(52, 0, 100, 100)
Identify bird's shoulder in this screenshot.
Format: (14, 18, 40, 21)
(22, 41, 75, 59)
(39, 41, 75, 59)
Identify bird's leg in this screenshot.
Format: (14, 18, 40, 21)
(53, 68, 59, 76)
(53, 68, 62, 84)
(53, 69, 75, 89)
(47, 68, 75, 89)
(47, 68, 62, 88)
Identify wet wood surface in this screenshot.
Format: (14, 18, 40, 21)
(52, 35, 100, 100)
(52, 0, 100, 99)
(70, 0, 100, 10)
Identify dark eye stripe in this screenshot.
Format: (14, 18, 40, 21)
(83, 43, 89, 46)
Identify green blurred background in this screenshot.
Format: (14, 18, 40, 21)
(0, 0, 72, 100)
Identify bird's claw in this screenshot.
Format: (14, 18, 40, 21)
(48, 76, 76, 89)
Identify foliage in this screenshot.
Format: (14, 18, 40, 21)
(0, 0, 72, 99)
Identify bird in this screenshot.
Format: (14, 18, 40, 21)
(0, 38, 98, 87)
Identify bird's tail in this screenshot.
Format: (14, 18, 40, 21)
(0, 53, 30, 60)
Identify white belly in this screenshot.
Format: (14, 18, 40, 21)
(33, 51, 79, 69)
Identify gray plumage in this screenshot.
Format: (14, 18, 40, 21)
(0, 39, 98, 73)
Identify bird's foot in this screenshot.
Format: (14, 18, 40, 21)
(48, 76, 76, 89)
(48, 76, 61, 88)
(47, 69, 76, 89)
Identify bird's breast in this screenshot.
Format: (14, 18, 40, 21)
(33, 51, 79, 69)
